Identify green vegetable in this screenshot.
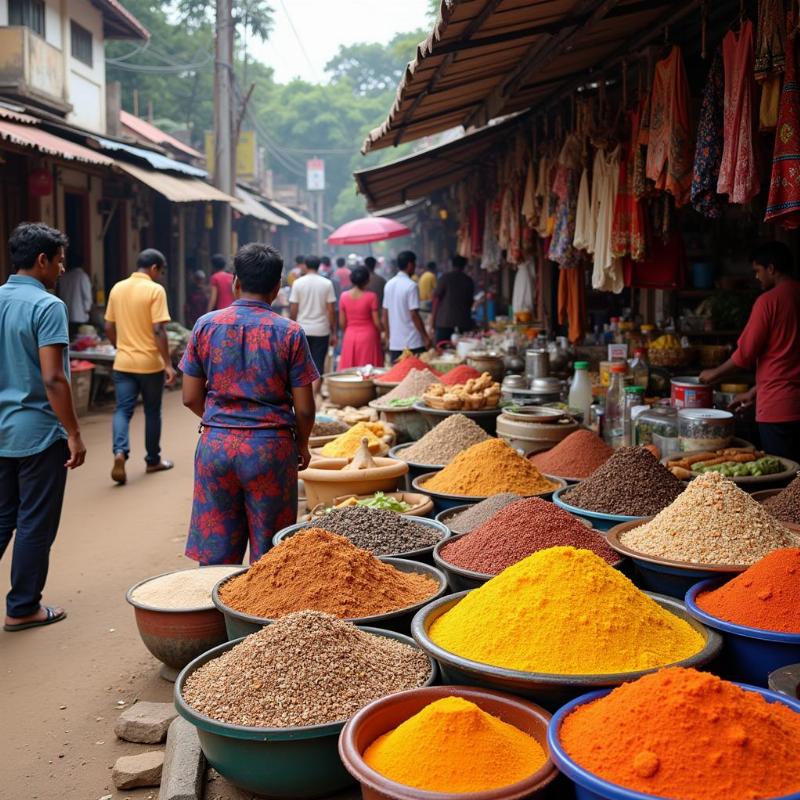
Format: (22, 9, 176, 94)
(388, 397, 418, 408)
(692, 456, 784, 478)
(356, 492, 411, 512)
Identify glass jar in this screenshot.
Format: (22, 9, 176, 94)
(623, 386, 646, 446)
(678, 409, 735, 452)
(634, 406, 679, 453)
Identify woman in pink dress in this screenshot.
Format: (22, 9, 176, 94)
(338, 266, 383, 369)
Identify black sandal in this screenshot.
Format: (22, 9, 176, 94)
(4, 606, 67, 632)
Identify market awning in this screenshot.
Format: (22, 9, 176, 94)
(95, 136, 208, 177)
(233, 187, 289, 225)
(0, 119, 114, 166)
(363, 0, 700, 152)
(265, 199, 318, 230)
(114, 160, 235, 203)
(355, 114, 525, 211)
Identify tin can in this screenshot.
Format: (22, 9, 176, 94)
(671, 377, 713, 409)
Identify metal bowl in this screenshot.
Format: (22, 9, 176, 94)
(213, 558, 448, 640)
(175, 626, 437, 798)
(411, 590, 721, 711)
(387, 442, 445, 485)
(434, 502, 480, 534)
(412, 401, 502, 435)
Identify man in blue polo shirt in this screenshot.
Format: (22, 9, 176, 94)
(0, 222, 86, 632)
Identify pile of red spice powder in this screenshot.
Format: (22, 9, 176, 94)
(439, 497, 618, 574)
(439, 364, 482, 385)
(380, 356, 440, 383)
(528, 429, 613, 479)
(696, 547, 800, 633)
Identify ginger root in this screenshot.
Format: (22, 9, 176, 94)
(344, 437, 378, 471)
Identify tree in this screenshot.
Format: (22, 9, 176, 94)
(175, 0, 273, 43)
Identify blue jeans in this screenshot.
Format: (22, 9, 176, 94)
(112, 370, 165, 465)
(0, 439, 68, 617)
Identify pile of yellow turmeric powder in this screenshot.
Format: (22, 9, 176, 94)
(320, 422, 387, 458)
(429, 547, 704, 674)
(363, 696, 546, 792)
(422, 439, 557, 496)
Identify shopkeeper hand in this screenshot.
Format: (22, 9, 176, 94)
(698, 369, 718, 385)
(729, 388, 756, 413)
(298, 445, 312, 471)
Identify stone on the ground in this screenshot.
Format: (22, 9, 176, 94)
(159, 717, 205, 800)
(115, 701, 178, 744)
(112, 751, 164, 789)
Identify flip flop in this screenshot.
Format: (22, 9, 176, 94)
(146, 459, 174, 474)
(4, 606, 67, 632)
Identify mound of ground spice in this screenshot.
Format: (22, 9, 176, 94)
(439, 364, 481, 385)
(561, 446, 684, 516)
(620, 472, 799, 565)
(218, 528, 439, 619)
(561, 667, 800, 800)
(182, 611, 431, 727)
(380, 356, 440, 383)
(528, 429, 613, 479)
(440, 498, 618, 573)
(696, 548, 800, 632)
(444, 493, 521, 534)
(423, 439, 558, 497)
(764, 475, 800, 524)
(374, 369, 439, 406)
(399, 413, 489, 465)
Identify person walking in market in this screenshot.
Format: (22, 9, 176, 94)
(383, 250, 432, 362)
(338, 265, 384, 369)
(364, 255, 386, 307)
(0, 222, 86, 632)
(431, 255, 475, 345)
(105, 249, 176, 485)
(207, 253, 234, 312)
(418, 260, 438, 312)
(699, 241, 800, 462)
(57, 259, 92, 338)
(180, 243, 318, 565)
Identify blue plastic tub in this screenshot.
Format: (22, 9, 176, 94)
(552, 488, 646, 533)
(548, 683, 800, 800)
(685, 578, 800, 686)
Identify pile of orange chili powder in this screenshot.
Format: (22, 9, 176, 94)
(561, 667, 800, 800)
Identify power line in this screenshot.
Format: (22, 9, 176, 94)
(275, 0, 317, 78)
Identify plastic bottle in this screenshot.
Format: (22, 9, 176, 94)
(604, 363, 627, 448)
(629, 348, 650, 393)
(623, 385, 646, 446)
(568, 361, 593, 423)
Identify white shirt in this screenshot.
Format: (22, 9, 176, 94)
(58, 268, 92, 323)
(383, 271, 423, 351)
(289, 272, 335, 336)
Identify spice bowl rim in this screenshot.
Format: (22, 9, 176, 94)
(685, 577, 800, 644)
(547, 683, 800, 800)
(411, 590, 722, 686)
(271, 515, 451, 561)
(387, 442, 446, 471)
(434, 503, 481, 534)
(338, 684, 559, 800)
(412, 400, 503, 418)
(212, 558, 449, 628)
(551, 487, 649, 524)
(126, 566, 244, 614)
(412, 472, 567, 503)
(174, 625, 438, 739)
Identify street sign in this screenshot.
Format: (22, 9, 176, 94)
(306, 158, 325, 191)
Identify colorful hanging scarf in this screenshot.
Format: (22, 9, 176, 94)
(691, 49, 725, 218)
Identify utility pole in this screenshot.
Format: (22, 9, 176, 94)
(214, 0, 234, 257)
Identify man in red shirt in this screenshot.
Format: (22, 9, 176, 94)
(700, 241, 800, 461)
(207, 253, 234, 312)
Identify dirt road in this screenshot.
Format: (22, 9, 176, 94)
(0, 392, 202, 800)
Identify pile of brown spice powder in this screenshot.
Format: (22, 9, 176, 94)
(218, 528, 439, 619)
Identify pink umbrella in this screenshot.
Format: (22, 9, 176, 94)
(327, 216, 412, 245)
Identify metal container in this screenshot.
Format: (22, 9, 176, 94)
(466, 350, 505, 382)
(525, 348, 550, 380)
(671, 376, 713, 409)
(529, 376, 563, 403)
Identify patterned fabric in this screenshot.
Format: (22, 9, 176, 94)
(187, 428, 298, 564)
(766, 24, 800, 227)
(691, 50, 725, 218)
(612, 111, 647, 260)
(718, 22, 760, 205)
(633, 92, 651, 199)
(646, 46, 693, 206)
(591, 145, 624, 294)
(179, 299, 318, 430)
(755, 0, 786, 80)
(548, 134, 582, 267)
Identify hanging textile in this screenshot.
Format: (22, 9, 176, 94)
(572, 167, 592, 251)
(522, 158, 537, 226)
(611, 111, 646, 261)
(765, 22, 800, 227)
(469, 203, 484, 256)
(512, 260, 535, 313)
(534, 156, 551, 237)
(691, 49, 725, 218)
(646, 46, 693, 206)
(755, 0, 786, 80)
(760, 75, 782, 130)
(557, 265, 586, 344)
(717, 21, 760, 204)
(623, 231, 687, 289)
(632, 92, 651, 199)
(592, 145, 624, 294)
(548, 134, 582, 267)
(480, 200, 502, 271)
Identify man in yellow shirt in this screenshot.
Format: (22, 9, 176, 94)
(418, 261, 438, 312)
(105, 249, 176, 484)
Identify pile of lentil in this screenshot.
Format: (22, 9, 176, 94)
(696, 548, 800, 632)
(379, 356, 440, 383)
(528, 429, 613, 479)
(429, 546, 703, 674)
(440, 498, 618, 574)
(373, 369, 438, 407)
(309, 506, 442, 555)
(130, 566, 242, 609)
(398, 414, 489, 465)
(444, 493, 521, 534)
(181, 611, 431, 727)
(218, 529, 439, 619)
(561, 667, 800, 800)
(620, 472, 800, 565)
(763, 474, 800, 524)
(439, 364, 481, 385)
(423, 439, 558, 497)
(561, 446, 684, 516)
(311, 418, 349, 437)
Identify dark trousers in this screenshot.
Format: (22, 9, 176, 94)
(305, 335, 329, 377)
(759, 421, 800, 463)
(0, 439, 68, 617)
(389, 347, 426, 363)
(113, 370, 165, 465)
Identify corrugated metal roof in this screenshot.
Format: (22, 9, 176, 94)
(233, 187, 289, 225)
(95, 136, 208, 177)
(114, 161, 235, 203)
(0, 119, 114, 166)
(264, 199, 318, 230)
(0, 105, 39, 124)
(120, 111, 203, 160)
(363, 0, 699, 152)
(94, 0, 150, 40)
